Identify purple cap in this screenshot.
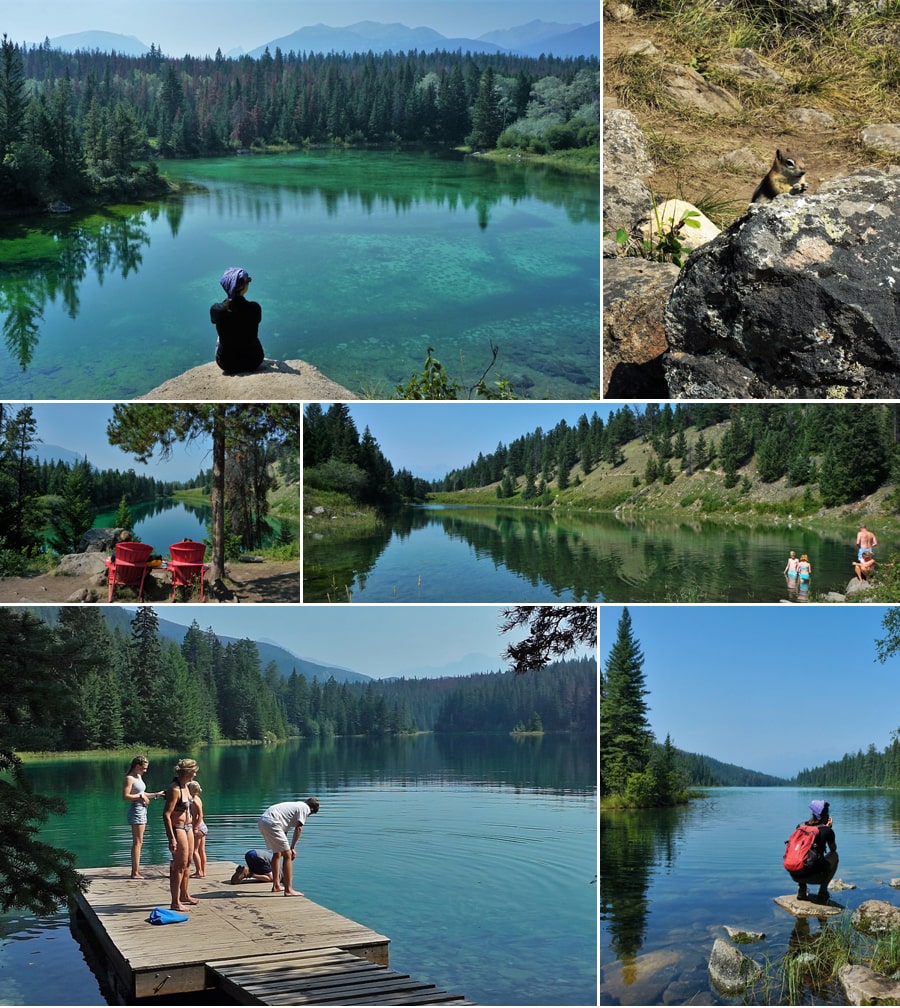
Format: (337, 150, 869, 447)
(220, 267, 252, 298)
(809, 800, 826, 817)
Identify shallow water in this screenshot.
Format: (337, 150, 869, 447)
(0, 150, 599, 399)
(600, 787, 900, 1005)
(304, 506, 864, 603)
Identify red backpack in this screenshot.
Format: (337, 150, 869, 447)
(783, 824, 821, 872)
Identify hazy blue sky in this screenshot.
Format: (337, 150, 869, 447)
(126, 604, 567, 679)
(339, 402, 611, 481)
(20, 403, 213, 483)
(601, 605, 900, 780)
(6, 0, 599, 56)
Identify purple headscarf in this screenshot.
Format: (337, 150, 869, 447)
(809, 800, 826, 817)
(220, 267, 252, 299)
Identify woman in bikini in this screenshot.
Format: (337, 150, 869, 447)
(163, 758, 201, 911)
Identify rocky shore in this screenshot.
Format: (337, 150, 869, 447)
(136, 358, 358, 400)
(708, 891, 900, 1003)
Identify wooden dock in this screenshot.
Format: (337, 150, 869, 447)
(70, 863, 472, 1005)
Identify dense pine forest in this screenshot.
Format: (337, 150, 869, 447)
(0, 35, 598, 209)
(0, 606, 595, 751)
(434, 403, 900, 510)
(304, 403, 431, 511)
(792, 737, 900, 789)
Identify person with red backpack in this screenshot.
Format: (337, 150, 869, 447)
(784, 799, 839, 904)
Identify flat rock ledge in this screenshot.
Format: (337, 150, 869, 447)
(839, 964, 900, 1006)
(773, 894, 844, 917)
(137, 358, 358, 401)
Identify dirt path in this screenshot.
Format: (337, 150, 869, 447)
(0, 559, 300, 605)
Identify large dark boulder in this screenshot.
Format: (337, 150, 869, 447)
(663, 167, 900, 398)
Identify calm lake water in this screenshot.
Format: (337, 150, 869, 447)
(600, 787, 900, 1005)
(304, 508, 865, 603)
(0, 150, 599, 400)
(92, 498, 210, 550)
(2, 734, 597, 1007)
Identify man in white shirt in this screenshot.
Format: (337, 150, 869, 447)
(257, 798, 320, 896)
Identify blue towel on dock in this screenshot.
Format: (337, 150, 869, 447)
(148, 907, 190, 925)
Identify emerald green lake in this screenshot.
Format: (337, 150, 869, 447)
(303, 507, 862, 603)
(0, 150, 599, 400)
(92, 498, 211, 549)
(0, 735, 596, 1006)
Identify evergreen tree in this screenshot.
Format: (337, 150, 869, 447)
(468, 67, 503, 149)
(47, 458, 96, 554)
(0, 609, 88, 913)
(115, 494, 134, 531)
(600, 608, 653, 797)
(0, 405, 44, 558)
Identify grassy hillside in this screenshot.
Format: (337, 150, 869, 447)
(432, 417, 900, 546)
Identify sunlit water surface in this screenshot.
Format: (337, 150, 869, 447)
(2, 735, 596, 1006)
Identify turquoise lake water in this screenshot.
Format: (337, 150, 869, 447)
(0, 149, 599, 400)
(1, 734, 597, 1006)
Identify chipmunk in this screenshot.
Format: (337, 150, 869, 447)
(750, 149, 808, 204)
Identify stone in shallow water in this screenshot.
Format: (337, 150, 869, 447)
(773, 893, 843, 917)
(723, 925, 765, 943)
(708, 937, 763, 995)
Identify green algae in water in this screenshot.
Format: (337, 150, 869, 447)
(0, 150, 599, 398)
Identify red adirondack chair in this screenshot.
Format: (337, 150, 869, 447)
(106, 542, 154, 602)
(168, 541, 209, 602)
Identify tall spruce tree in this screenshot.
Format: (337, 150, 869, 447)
(600, 608, 653, 797)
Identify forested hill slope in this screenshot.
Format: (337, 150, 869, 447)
(677, 748, 788, 788)
(793, 733, 900, 789)
(431, 402, 900, 526)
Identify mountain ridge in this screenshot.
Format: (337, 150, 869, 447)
(41, 20, 599, 60)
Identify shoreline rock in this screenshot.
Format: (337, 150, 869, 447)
(136, 358, 358, 400)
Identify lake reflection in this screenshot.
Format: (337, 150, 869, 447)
(92, 497, 211, 550)
(0, 150, 599, 399)
(600, 788, 900, 1006)
(304, 507, 860, 603)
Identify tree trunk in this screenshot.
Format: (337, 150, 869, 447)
(209, 405, 227, 583)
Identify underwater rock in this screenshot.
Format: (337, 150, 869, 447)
(723, 926, 765, 943)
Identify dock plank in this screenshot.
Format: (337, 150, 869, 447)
(72, 863, 472, 1005)
(70, 863, 390, 1001)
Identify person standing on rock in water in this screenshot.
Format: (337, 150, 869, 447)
(786, 799, 838, 904)
(856, 525, 878, 562)
(210, 266, 265, 375)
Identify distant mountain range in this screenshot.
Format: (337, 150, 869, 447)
(33, 607, 498, 684)
(45, 30, 150, 57)
(31, 607, 375, 684)
(30, 443, 86, 467)
(43, 20, 599, 60)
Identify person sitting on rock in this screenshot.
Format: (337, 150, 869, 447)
(210, 266, 265, 375)
(853, 550, 876, 582)
(788, 800, 839, 904)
